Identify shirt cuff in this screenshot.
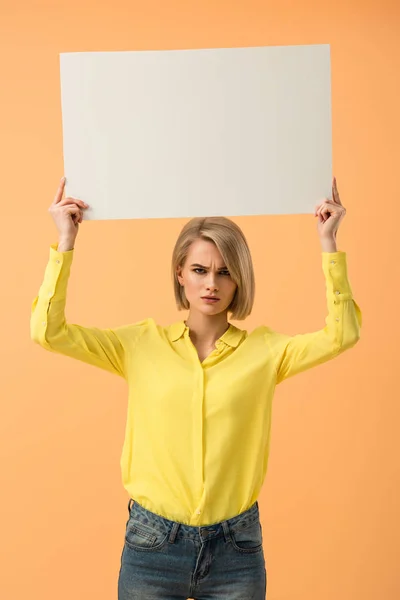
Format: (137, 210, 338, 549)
(322, 251, 354, 299)
(40, 244, 74, 301)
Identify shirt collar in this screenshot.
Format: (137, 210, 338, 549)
(168, 320, 244, 348)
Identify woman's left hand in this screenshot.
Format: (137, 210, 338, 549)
(315, 177, 346, 240)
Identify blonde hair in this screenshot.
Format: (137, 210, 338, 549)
(171, 216, 255, 321)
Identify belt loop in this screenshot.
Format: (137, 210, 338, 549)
(168, 522, 180, 544)
(222, 520, 231, 543)
(128, 498, 133, 514)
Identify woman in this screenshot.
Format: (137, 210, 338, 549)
(31, 176, 361, 599)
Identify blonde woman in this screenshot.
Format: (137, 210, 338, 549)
(31, 176, 361, 600)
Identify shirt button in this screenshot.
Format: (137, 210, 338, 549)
(42, 321, 46, 326)
(335, 291, 340, 295)
(330, 260, 336, 265)
(55, 259, 60, 264)
(336, 318, 340, 322)
(196, 510, 201, 514)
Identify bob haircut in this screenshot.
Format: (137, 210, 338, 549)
(171, 216, 255, 321)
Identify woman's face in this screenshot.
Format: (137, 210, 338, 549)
(176, 239, 237, 315)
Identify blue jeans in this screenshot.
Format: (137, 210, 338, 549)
(118, 498, 267, 599)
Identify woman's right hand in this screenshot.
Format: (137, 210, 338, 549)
(48, 177, 89, 245)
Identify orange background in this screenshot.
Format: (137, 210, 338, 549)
(1, 1, 399, 599)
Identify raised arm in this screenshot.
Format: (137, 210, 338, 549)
(267, 178, 362, 384)
(30, 177, 143, 378)
(30, 243, 133, 378)
(266, 250, 361, 384)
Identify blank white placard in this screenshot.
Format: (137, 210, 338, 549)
(59, 44, 332, 221)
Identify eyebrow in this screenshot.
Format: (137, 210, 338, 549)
(190, 263, 228, 269)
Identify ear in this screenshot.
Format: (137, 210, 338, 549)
(176, 266, 183, 286)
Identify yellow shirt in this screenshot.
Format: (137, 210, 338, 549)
(31, 244, 362, 526)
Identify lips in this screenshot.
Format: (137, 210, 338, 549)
(202, 296, 220, 300)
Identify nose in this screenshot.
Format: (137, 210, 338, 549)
(204, 271, 220, 292)
(206, 279, 218, 292)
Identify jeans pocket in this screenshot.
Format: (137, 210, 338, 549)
(229, 519, 263, 554)
(125, 518, 169, 552)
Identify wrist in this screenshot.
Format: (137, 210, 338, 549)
(57, 238, 76, 252)
(320, 237, 337, 252)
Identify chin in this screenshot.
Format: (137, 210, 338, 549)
(202, 304, 225, 313)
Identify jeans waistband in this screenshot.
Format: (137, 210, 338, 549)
(127, 498, 260, 542)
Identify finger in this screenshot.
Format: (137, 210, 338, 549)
(315, 198, 327, 215)
(316, 198, 335, 208)
(59, 196, 89, 209)
(320, 205, 330, 216)
(66, 205, 82, 224)
(53, 177, 66, 205)
(322, 203, 338, 215)
(318, 207, 329, 222)
(321, 204, 344, 222)
(319, 204, 336, 222)
(315, 198, 335, 216)
(64, 204, 81, 217)
(332, 177, 342, 205)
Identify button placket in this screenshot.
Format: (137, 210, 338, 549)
(333, 273, 341, 323)
(334, 289, 340, 308)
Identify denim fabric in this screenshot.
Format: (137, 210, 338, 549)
(118, 498, 267, 599)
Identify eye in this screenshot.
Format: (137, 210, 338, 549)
(193, 268, 230, 276)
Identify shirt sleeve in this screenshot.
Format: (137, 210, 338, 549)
(30, 244, 145, 379)
(265, 251, 362, 385)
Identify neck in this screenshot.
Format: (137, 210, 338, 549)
(184, 312, 230, 345)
